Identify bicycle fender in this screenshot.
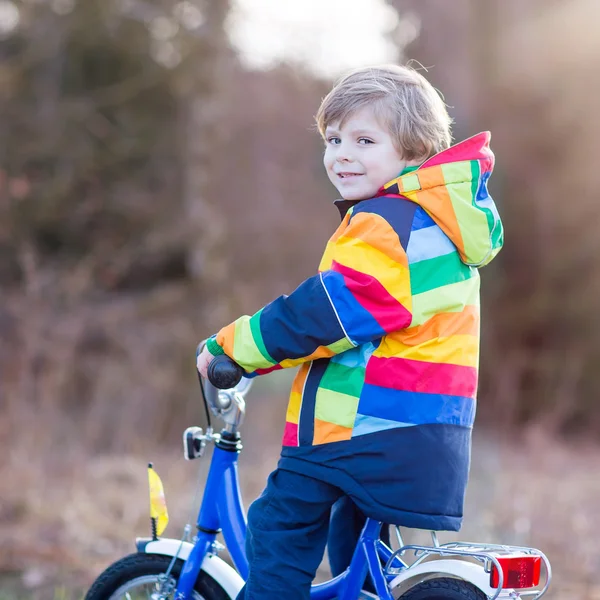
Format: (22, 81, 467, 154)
(136, 537, 244, 599)
(389, 559, 513, 598)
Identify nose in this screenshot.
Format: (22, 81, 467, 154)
(333, 140, 354, 163)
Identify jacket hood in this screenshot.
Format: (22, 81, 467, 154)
(379, 132, 503, 267)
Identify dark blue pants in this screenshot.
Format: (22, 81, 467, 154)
(328, 496, 390, 593)
(238, 468, 345, 600)
(236, 468, 386, 600)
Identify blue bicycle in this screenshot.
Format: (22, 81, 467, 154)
(85, 344, 552, 600)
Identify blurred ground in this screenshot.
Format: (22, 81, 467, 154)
(1, 371, 598, 599)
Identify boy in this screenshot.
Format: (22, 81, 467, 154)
(197, 64, 503, 600)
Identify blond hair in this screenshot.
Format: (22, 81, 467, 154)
(316, 64, 452, 161)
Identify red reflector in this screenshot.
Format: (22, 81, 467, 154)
(490, 555, 541, 589)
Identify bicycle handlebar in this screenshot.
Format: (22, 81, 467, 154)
(196, 342, 245, 389)
(208, 355, 245, 389)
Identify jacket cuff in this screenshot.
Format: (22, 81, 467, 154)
(205, 336, 225, 356)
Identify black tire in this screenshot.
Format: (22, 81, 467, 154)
(398, 577, 487, 600)
(85, 553, 232, 600)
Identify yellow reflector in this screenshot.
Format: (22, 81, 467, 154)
(148, 464, 169, 536)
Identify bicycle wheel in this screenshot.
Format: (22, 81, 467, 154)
(85, 553, 232, 600)
(398, 577, 486, 600)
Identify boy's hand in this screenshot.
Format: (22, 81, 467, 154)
(197, 345, 216, 379)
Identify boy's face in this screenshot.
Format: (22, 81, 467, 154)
(323, 106, 419, 201)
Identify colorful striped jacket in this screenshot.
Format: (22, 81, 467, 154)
(206, 132, 503, 530)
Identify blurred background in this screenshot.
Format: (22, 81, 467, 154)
(1, 0, 599, 598)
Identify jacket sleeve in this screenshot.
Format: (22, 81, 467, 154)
(206, 208, 413, 375)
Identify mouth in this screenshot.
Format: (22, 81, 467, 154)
(336, 172, 363, 179)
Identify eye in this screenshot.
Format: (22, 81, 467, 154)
(327, 136, 341, 145)
(358, 138, 374, 145)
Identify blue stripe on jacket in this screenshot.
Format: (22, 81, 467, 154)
(350, 197, 416, 249)
(260, 274, 345, 362)
(298, 359, 329, 445)
(356, 384, 476, 428)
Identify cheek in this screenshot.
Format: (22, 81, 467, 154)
(377, 151, 405, 180)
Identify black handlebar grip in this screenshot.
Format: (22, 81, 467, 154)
(207, 355, 244, 389)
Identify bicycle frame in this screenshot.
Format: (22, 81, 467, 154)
(173, 437, 402, 600)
